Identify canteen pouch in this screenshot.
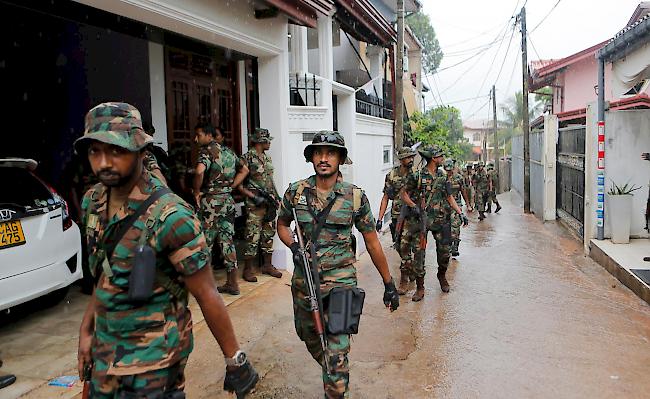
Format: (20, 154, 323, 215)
(441, 222, 452, 245)
(327, 287, 365, 335)
(128, 245, 157, 302)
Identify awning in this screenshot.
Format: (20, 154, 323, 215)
(262, 0, 334, 29)
(334, 0, 396, 46)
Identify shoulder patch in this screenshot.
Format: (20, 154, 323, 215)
(160, 206, 178, 223)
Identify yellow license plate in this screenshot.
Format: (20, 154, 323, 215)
(0, 220, 26, 249)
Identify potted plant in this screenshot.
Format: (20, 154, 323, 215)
(606, 181, 642, 243)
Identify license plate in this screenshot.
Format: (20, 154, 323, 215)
(0, 220, 26, 249)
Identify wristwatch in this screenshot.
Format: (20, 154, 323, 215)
(225, 350, 247, 367)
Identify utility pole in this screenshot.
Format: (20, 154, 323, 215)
(519, 6, 531, 213)
(492, 85, 499, 191)
(395, 0, 405, 149)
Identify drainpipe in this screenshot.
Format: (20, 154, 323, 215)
(596, 56, 605, 240)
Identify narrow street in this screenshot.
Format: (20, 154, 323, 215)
(2, 192, 650, 398)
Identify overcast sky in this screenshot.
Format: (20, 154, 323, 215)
(421, 0, 644, 121)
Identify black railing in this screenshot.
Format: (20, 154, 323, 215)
(355, 92, 393, 119)
(289, 73, 320, 106)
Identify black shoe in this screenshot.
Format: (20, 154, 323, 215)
(0, 374, 16, 389)
(495, 204, 502, 213)
(451, 251, 460, 257)
(478, 212, 485, 221)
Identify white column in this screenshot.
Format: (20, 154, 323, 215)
(148, 42, 168, 151)
(542, 114, 557, 221)
(367, 45, 383, 99)
(584, 102, 598, 254)
(289, 25, 308, 73)
(318, 15, 334, 80)
(237, 60, 249, 153)
(258, 44, 292, 270)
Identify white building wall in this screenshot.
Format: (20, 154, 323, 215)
(148, 41, 168, 150)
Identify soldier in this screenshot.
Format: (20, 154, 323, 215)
(377, 147, 417, 295)
(277, 131, 399, 398)
(75, 102, 258, 398)
(192, 123, 249, 295)
(401, 145, 468, 297)
(238, 128, 283, 281)
(142, 122, 169, 185)
(444, 159, 473, 257)
(486, 161, 502, 213)
(0, 357, 16, 390)
(472, 161, 490, 220)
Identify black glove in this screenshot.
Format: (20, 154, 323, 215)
(460, 213, 469, 226)
(252, 195, 266, 207)
(383, 278, 399, 311)
(224, 361, 259, 399)
(410, 206, 420, 218)
(290, 242, 304, 269)
(375, 219, 383, 231)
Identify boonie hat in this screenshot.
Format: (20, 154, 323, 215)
(304, 131, 348, 162)
(250, 128, 273, 144)
(418, 144, 444, 160)
(74, 102, 153, 154)
(397, 147, 417, 160)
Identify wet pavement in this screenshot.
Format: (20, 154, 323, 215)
(2, 191, 650, 398)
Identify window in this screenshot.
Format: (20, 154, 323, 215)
(383, 146, 391, 164)
(623, 79, 648, 96)
(473, 132, 481, 142)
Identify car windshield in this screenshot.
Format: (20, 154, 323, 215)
(0, 167, 53, 208)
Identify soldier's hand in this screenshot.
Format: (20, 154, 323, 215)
(77, 329, 92, 380)
(461, 213, 469, 227)
(224, 360, 259, 398)
(375, 219, 383, 232)
(252, 195, 266, 207)
(410, 206, 421, 218)
(383, 278, 400, 311)
(643, 152, 650, 161)
(289, 242, 304, 268)
(467, 205, 474, 213)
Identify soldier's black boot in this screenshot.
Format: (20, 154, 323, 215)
(412, 277, 425, 302)
(242, 258, 258, 282)
(218, 270, 240, 295)
(451, 240, 460, 257)
(478, 211, 485, 220)
(0, 374, 16, 389)
(495, 202, 502, 213)
(261, 253, 282, 278)
(437, 267, 450, 293)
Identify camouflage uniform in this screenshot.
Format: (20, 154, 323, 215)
(472, 164, 490, 214)
(445, 161, 465, 256)
(486, 164, 501, 212)
(74, 102, 209, 398)
(382, 156, 416, 277)
(241, 130, 279, 259)
(197, 140, 239, 272)
(278, 175, 375, 399)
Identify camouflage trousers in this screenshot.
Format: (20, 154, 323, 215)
(412, 224, 451, 278)
(90, 358, 187, 398)
(394, 217, 417, 276)
(487, 190, 498, 203)
(243, 203, 275, 258)
(292, 286, 352, 399)
(450, 212, 462, 253)
(199, 193, 237, 271)
(474, 189, 487, 212)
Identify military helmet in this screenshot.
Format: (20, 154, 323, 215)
(418, 144, 444, 160)
(304, 130, 348, 162)
(74, 102, 153, 154)
(477, 161, 485, 167)
(487, 161, 495, 169)
(250, 127, 273, 144)
(397, 147, 417, 160)
(443, 158, 455, 171)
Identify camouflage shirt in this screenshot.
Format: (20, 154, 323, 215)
(472, 169, 490, 191)
(383, 166, 412, 219)
(198, 140, 238, 194)
(487, 169, 497, 191)
(448, 172, 465, 202)
(81, 170, 209, 375)
(241, 149, 279, 199)
(278, 176, 375, 301)
(405, 166, 452, 226)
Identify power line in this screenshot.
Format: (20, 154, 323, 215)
(432, 74, 446, 106)
(464, 98, 491, 120)
(429, 93, 490, 105)
(530, 0, 563, 34)
(493, 23, 518, 86)
(527, 33, 543, 61)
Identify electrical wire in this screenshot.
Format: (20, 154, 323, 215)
(527, 33, 543, 61)
(530, 0, 563, 34)
(464, 98, 491, 120)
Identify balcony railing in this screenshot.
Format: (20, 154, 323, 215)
(289, 73, 321, 106)
(355, 92, 393, 120)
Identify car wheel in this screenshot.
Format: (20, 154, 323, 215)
(44, 286, 70, 306)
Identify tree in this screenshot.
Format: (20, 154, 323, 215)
(408, 106, 472, 160)
(406, 12, 443, 74)
(495, 90, 548, 155)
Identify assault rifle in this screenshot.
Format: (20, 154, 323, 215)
(418, 199, 427, 250)
(393, 203, 410, 244)
(249, 181, 279, 222)
(646, 183, 650, 232)
(291, 208, 330, 374)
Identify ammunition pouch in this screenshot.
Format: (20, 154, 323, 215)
(128, 245, 157, 302)
(327, 287, 365, 335)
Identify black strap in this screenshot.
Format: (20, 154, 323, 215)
(304, 189, 337, 244)
(104, 187, 172, 262)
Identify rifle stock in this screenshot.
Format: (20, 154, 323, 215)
(394, 204, 410, 243)
(292, 208, 330, 373)
(81, 364, 92, 399)
(418, 198, 427, 250)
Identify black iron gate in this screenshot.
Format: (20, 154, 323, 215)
(556, 125, 586, 235)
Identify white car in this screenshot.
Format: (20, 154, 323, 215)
(0, 158, 82, 311)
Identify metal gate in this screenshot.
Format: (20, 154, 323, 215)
(556, 125, 585, 235)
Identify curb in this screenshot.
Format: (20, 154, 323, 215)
(589, 242, 650, 305)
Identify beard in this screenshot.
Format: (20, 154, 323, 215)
(314, 162, 339, 178)
(96, 161, 139, 187)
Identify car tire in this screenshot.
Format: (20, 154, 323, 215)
(44, 286, 69, 306)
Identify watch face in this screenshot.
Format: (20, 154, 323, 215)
(236, 351, 247, 364)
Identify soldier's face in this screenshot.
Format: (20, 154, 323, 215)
(194, 129, 212, 146)
(215, 130, 224, 145)
(400, 156, 414, 168)
(433, 155, 444, 166)
(312, 146, 341, 178)
(87, 142, 143, 187)
(262, 141, 271, 151)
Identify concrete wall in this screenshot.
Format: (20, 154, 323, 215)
(585, 106, 650, 248)
(553, 57, 614, 113)
(512, 134, 524, 199)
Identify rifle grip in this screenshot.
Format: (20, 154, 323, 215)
(312, 311, 325, 335)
